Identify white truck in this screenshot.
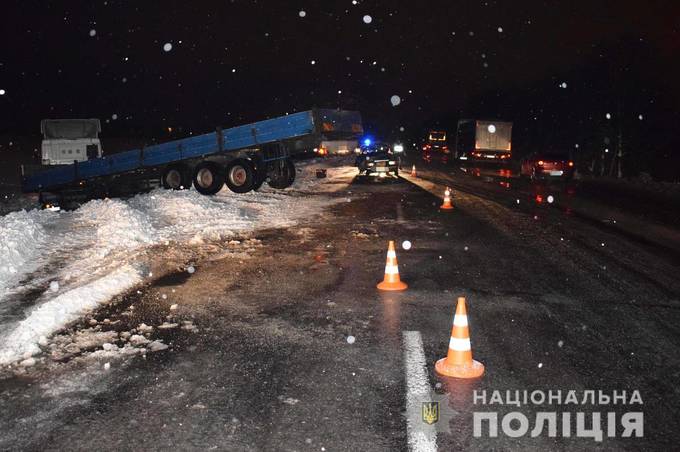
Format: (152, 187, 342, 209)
(455, 119, 512, 162)
(40, 119, 103, 165)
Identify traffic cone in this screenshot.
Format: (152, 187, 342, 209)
(411, 165, 417, 177)
(440, 187, 454, 210)
(435, 297, 485, 378)
(377, 241, 408, 291)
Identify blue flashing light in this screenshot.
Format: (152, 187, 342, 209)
(363, 138, 372, 147)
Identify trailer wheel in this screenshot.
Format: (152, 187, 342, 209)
(192, 162, 225, 195)
(267, 158, 296, 189)
(225, 159, 256, 193)
(162, 165, 190, 190)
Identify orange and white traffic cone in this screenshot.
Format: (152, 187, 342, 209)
(411, 165, 417, 177)
(440, 187, 454, 210)
(435, 297, 485, 378)
(377, 241, 408, 291)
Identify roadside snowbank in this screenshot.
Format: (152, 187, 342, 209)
(0, 265, 142, 365)
(0, 209, 49, 292)
(0, 160, 353, 365)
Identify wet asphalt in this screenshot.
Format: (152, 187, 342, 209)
(1, 162, 679, 451)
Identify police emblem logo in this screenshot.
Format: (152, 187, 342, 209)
(421, 401, 440, 425)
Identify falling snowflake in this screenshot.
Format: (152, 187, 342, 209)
(187, 265, 195, 274)
(111, 113, 118, 120)
(547, 195, 554, 203)
(299, 10, 306, 18)
(538, 363, 543, 368)
(89, 29, 96, 37)
(605, 113, 611, 119)
(310, 60, 316, 65)
(363, 15, 372, 24)
(346, 335, 356, 344)
(402, 240, 412, 250)
(0, 89, 5, 96)
(163, 42, 172, 52)
(487, 124, 496, 133)
(558, 340, 564, 347)
(49, 281, 60, 292)
(399, 126, 404, 132)
(497, 27, 503, 33)
(638, 114, 644, 120)
(560, 82, 567, 89)
(390, 95, 401, 106)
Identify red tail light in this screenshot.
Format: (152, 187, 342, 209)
(536, 195, 543, 203)
(537, 160, 544, 166)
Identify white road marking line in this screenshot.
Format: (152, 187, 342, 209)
(403, 331, 437, 452)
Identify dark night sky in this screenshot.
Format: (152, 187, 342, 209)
(1, 0, 679, 179)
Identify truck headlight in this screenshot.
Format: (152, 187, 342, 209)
(393, 144, 404, 153)
(388, 161, 396, 165)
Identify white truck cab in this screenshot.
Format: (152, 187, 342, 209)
(40, 119, 102, 165)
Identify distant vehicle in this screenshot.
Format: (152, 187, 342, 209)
(41, 119, 103, 165)
(355, 140, 399, 177)
(315, 140, 359, 156)
(520, 152, 575, 180)
(422, 130, 451, 164)
(455, 120, 512, 162)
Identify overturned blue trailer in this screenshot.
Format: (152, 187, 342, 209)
(21, 108, 363, 206)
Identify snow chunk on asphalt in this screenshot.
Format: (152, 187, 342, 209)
(137, 323, 154, 333)
(20, 357, 36, 367)
(0, 265, 142, 365)
(148, 340, 169, 352)
(129, 334, 150, 346)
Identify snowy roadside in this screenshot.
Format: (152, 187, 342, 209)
(0, 158, 358, 366)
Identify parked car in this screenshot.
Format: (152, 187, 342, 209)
(355, 141, 399, 177)
(520, 152, 575, 180)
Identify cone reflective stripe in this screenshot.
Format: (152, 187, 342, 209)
(435, 297, 484, 378)
(411, 165, 417, 177)
(440, 187, 454, 210)
(377, 241, 408, 291)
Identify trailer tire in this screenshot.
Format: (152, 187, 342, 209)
(267, 158, 296, 189)
(225, 159, 256, 193)
(192, 162, 225, 195)
(162, 165, 191, 190)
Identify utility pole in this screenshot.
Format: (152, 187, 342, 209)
(616, 101, 624, 178)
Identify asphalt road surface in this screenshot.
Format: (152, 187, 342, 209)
(1, 159, 679, 451)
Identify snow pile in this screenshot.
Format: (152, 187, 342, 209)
(0, 265, 142, 365)
(0, 210, 49, 292)
(76, 198, 157, 258)
(0, 162, 352, 365)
